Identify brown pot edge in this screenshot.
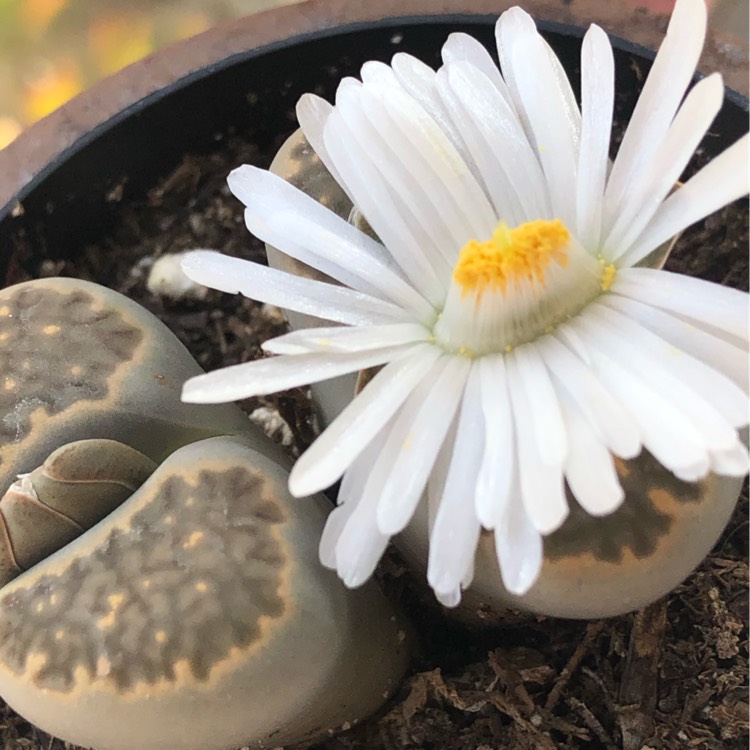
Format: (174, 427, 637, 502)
(0, 0, 746, 212)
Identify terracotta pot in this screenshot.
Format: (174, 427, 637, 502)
(0, 1, 746, 746)
(0, 0, 747, 231)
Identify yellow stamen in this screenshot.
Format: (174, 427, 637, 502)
(600, 262, 617, 291)
(454, 219, 570, 297)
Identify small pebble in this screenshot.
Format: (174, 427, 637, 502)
(38, 259, 64, 277)
(261, 303, 286, 325)
(146, 252, 210, 301)
(250, 407, 294, 448)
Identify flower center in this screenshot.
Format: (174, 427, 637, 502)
(453, 220, 571, 298)
(433, 219, 614, 357)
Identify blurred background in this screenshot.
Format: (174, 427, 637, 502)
(0, 0, 746, 151)
(0, 0, 304, 149)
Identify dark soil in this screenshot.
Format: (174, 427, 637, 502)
(2, 98, 748, 750)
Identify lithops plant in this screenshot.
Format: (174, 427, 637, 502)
(0, 436, 410, 750)
(264, 128, 746, 620)
(263, 130, 359, 427)
(402, 451, 745, 619)
(0, 277, 412, 749)
(181, 1, 748, 620)
(0, 439, 157, 587)
(0, 276, 256, 487)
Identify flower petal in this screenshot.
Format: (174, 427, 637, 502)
(498, 6, 582, 147)
(509, 32, 579, 226)
(323, 108, 448, 303)
(181, 250, 408, 326)
(289, 343, 442, 496)
(710, 442, 750, 476)
(360, 60, 399, 86)
(365, 80, 497, 244)
(581, 305, 740, 452)
(427, 365, 483, 603)
(182, 344, 409, 404)
(436, 65, 524, 225)
(375, 355, 471, 535)
(319, 429, 389, 568)
(603, 0, 707, 236)
(390, 52, 476, 167)
(334, 489, 391, 588)
(602, 293, 748, 390)
(494, 479, 543, 596)
(539, 332, 641, 459)
(334, 84, 463, 274)
(576, 24, 614, 250)
(558, 389, 625, 516)
(475, 354, 515, 528)
(263, 322, 430, 355)
(426, 419, 456, 535)
(494, 7, 539, 137)
(442, 31, 514, 105)
(437, 61, 550, 223)
(513, 343, 567, 467)
(589, 303, 747, 441)
(296, 93, 350, 198)
(229, 166, 435, 320)
(570, 318, 710, 478)
(613, 267, 749, 344)
(620, 134, 749, 265)
(506, 351, 569, 534)
(607, 73, 725, 259)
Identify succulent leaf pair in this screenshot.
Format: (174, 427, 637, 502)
(0, 277, 410, 750)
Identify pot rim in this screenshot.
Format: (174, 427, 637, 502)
(0, 0, 747, 219)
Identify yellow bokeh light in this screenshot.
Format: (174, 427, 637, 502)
(174, 11, 211, 41)
(20, 0, 68, 32)
(1, 0, 309, 134)
(0, 116, 23, 150)
(22, 58, 83, 122)
(88, 12, 154, 77)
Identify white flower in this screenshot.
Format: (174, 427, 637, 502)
(181, 0, 749, 607)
